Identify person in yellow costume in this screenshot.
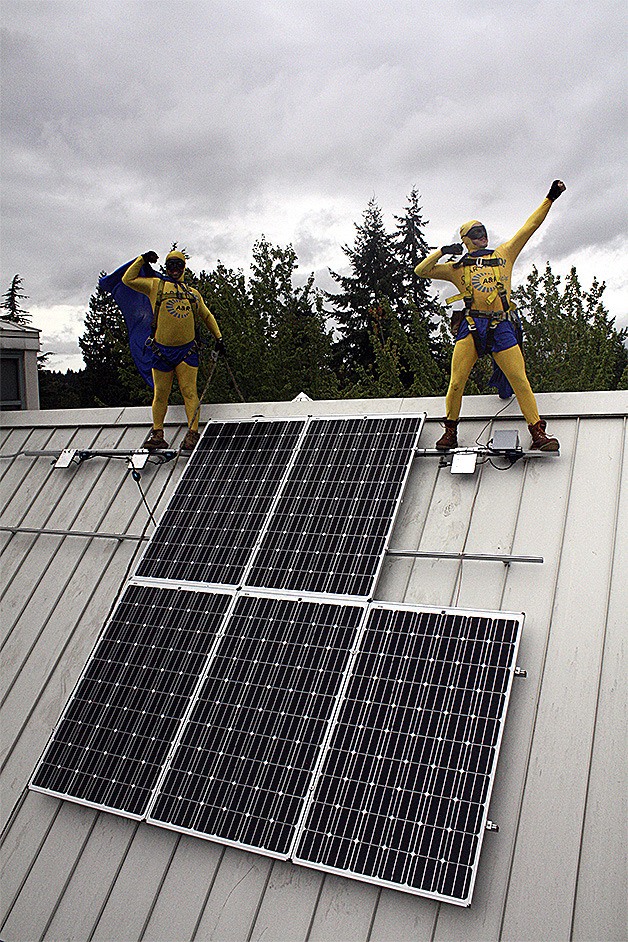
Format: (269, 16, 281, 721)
(122, 249, 225, 451)
(415, 180, 566, 451)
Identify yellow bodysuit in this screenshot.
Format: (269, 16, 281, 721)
(122, 253, 222, 433)
(414, 199, 555, 424)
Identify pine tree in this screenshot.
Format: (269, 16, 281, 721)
(346, 300, 448, 399)
(393, 188, 439, 324)
(327, 198, 405, 378)
(196, 261, 264, 404)
(248, 238, 338, 401)
(1, 275, 31, 325)
(393, 187, 450, 379)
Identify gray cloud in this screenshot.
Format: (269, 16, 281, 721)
(1, 0, 626, 361)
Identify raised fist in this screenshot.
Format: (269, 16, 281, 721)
(547, 181, 566, 201)
(142, 251, 159, 264)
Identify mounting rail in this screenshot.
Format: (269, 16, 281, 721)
(14, 448, 180, 469)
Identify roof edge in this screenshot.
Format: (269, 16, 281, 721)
(1, 390, 627, 429)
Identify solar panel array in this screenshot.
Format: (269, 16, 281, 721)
(136, 419, 306, 587)
(244, 417, 423, 597)
(136, 415, 424, 598)
(294, 605, 521, 903)
(31, 413, 524, 906)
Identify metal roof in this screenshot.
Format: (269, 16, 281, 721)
(1, 390, 626, 942)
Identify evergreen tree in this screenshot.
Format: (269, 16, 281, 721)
(248, 238, 338, 400)
(327, 198, 404, 377)
(346, 300, 448, 399)
(393, 188, 438, 324)
(1, 274, 31, 325)
(393, 187, 451, 379)
(513, 263, 628, 392)
(196, 261, 264, 404)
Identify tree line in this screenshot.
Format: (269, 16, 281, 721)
(3, 190, 626, 410)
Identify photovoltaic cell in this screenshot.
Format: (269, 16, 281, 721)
(294, 605, 523, 906)
(135, 419, 306, 586)
(245, 415, 424, 597)
(148, 593, 366, 856)
(30, 584, 232, 817)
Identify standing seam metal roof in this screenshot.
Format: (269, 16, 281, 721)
(0, 390, 626, 942)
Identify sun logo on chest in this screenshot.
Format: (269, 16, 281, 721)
(165, 297, 192, 319)
(471, 270, 497, 294)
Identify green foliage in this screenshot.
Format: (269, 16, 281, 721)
(36, 205, 627, 411)
(346, 300, 448, 399)
(327, 198, 405, 376)
(513, 264, 628, 392)
(1, 274, 31, 325)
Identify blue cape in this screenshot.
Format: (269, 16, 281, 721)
(99, 260, 166, 389)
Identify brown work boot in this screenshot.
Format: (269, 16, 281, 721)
(144, 428, 169, 449)
(528, 420, 559, 451)
(180, 429, 200, 452)
(436, 419, 459, 451)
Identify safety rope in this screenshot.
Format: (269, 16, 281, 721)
(223, 357, 246, 403)
(186, 350, 220, 432)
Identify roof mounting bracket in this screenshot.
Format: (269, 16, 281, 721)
(50, 448, 179, 469)
(514, 667, 528, 678)
(486, 820, 500, 833)
(53, 449, 78, 468)
(128, 450, 150, 470)
(414, 444, 559, 474)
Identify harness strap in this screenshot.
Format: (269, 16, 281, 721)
(459, 255, 506, 267)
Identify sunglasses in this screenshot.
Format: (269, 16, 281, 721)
(467, 226, 487, 241)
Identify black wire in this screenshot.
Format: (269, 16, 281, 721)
(130, 469, 158, 526)
(474, 397, 516, 447)
(486, 457, 518, 471)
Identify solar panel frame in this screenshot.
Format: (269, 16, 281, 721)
(30, 583, 236, 818)
(146, 591, 369, 858)
(291, 601, 524, 907)
(242, 414, 425, 599)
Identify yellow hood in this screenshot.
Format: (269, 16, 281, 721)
(459, 219, 484, 252)
(165, 250, 187, 280)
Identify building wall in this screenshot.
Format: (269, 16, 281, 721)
(1, 392, 626, 942)
(0, 323, 41, 410)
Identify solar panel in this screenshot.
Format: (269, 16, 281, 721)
(147, 593, 366, 856)
(244, 415, 424, 597)
(30, 584, 232, 817)
(293, 604, 523, 906)
(135, 419, 306, 586)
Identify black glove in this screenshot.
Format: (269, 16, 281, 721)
(441, 244, 463, 257)
(215, 337, 227, 356)
(142, 250, 159, 264)
(547, 180, 566, 201)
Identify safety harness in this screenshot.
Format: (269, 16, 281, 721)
(446, 250, 518, 356)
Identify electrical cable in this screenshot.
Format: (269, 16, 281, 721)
(474, 396, 516, 447)
(130, 468, 158, 527)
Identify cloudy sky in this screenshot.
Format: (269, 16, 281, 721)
(2, 0, 626, 370)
